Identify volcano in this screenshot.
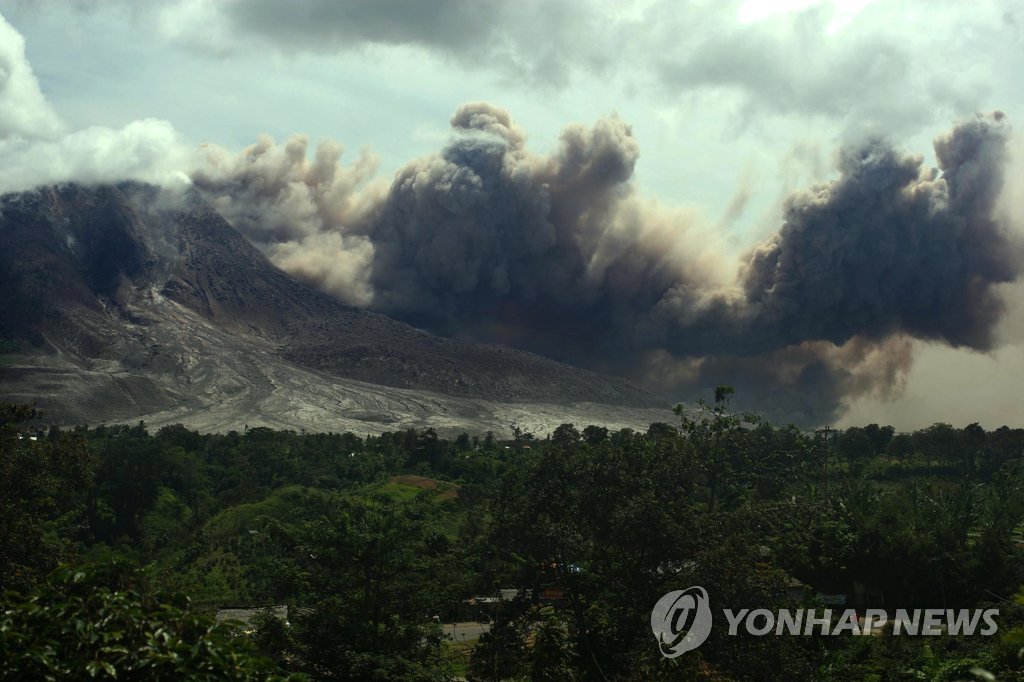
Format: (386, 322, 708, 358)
(0, 183, 670, 435)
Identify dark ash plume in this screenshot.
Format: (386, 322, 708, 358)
(641, 336, 916, 426)
(192, 107, 1020, 424)
(354, 101, 731, 369)
(726, 111, 1018, 354)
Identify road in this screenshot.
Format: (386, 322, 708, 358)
(444, 622, 491, 641)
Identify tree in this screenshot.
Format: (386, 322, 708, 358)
(527, 606, 578, 681)
(268, 495, 462, 680)
(581, 425, 608, 446)
(962, 422, 987, 472)
(862, 423, 895, 455)
(551, 423, 581, 448)
(0, 404, 97, 591)
(836, 427, 874, 472)
(467, 617, 528, 681)
(0, 563, 292, 680)
(94, 435, 171, 540)
(645, 422, 677, 442)
(675, 385, 766, 510)
(913, 423, 963, 467)
(886, 433, 915, 466)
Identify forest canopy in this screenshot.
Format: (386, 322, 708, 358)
(3, 394, 1024, 680)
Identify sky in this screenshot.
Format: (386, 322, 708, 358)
(1, 0, 1023, 429)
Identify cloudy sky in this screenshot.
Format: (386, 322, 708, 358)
(2, 0, 1023, 429)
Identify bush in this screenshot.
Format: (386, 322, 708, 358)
(0, 563, 299, 680)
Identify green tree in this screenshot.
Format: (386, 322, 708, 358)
(551, 423, 581, 448)
(527, 606, 578, 681)
(269, 495, 463, 680)
(914, 423, 963, 467)
(0, 404, 97, 591)
(863, 423, 895, 454)
(0, 563, 293, 680)
(675, 385, 770, 510)
(836, 427, 874, 473)
(581, 425, 609, 446)
(887, 433, 915, 466)
(467, 617, 528, 681)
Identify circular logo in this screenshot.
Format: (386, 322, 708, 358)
(651, 586, 713, 658)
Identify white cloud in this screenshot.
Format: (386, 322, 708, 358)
(0, 12, 189, 194)
(0, 11, 64, 140)
(0, 118, 190, 194)
(653, 1, 1005, 134)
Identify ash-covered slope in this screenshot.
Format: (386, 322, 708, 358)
(0, 183, 666, 432)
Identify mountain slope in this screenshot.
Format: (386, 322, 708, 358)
(0, 183, 669, 433)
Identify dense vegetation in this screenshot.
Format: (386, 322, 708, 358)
(3, 392, 1024, 680)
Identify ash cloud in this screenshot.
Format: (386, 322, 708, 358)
(357, 102, 717, 361)
(3, 5, 1020, 424)
(192, 104, 1021, 423)
(727, 112, 1019, 354)
(191, 134, 382, 306)
(642, 337, 916, 426)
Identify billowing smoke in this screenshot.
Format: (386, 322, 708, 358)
(196, 103, 726, 361)
(727, 113, 1018, 354)
(191, 135, 381, 305)
(2, 6, 1019, 425)
(641, 337, 916, 426)
(192, 103, 1020, 423)
(354, 103, 727, 361)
